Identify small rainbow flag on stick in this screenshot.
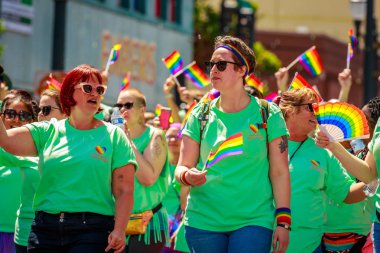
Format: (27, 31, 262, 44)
(348, 28, 358, 50)
(205, 133, 243, 168)
(46, 73, 62, 91)
(162, 50, 183, 75)
(119, 72, 130, 92)
(105, 43, 121, 73)
(289, 72, 323, 102)
(245, 73, 264, 94)
(182, 62, 210, 88)
(286, 46, 324, 77)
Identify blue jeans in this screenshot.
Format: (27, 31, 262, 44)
(185, 225, 272, 253)
(374, 222, 380, 253)
(28, 211, 114, 253)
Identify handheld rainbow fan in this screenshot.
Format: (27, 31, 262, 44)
(312, 102, 370, 142)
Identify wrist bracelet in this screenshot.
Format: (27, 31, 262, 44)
(275, 207, 291, 225)
(277, 223, 291, 231)
(179, 170, 191, 186)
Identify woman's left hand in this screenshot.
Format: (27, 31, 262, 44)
(105, 229, 126, 253)
(272, 226, 289, 253)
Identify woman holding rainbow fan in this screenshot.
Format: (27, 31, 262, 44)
(175, 35, 291, 253)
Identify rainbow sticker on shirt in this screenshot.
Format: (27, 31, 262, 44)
(311, 160, 320, 166)
(249, 124, 258, 133)
(95, 146, 106, 155)
(205, 133, 243, 168)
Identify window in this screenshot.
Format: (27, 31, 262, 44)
(169, 0, 181, 24)
(120, 0, 130, 9)
(134, 0, 145, 14)
(155, 0, 167, 20)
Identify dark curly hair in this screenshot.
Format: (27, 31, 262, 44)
(365, 97, 380, 129)
(1, 89, 39, 120)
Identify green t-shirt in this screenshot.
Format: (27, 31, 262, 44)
(162, 163, 181, 216)
(0, 165, 22, 232)
(25, 119, 137, 215)
(131, 125, 170, 213)
(182, 95, 288, 231)
(286, 138, 353, 253)
(0, 148, 39, 245)
(369, 118, 380, 223)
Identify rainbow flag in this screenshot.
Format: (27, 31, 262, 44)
(264, 92, 277, 102)
(245, 73, 264, 94)
(348, 43, 354, 60)
(46, 74, 62, 91)
(348, 28, 357, 50)
(163, 50, 183, 75)
(205, 133, 243, 168)
(109, 44, 121, 65)
(289, 73, 323, 102)
(179, 101, 197, 135)
(119, 72, 130, 91)
(298, 46, 324, 77)
(183, 62, 210, 88)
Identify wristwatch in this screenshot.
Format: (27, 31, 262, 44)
(277, 223, 291, 231)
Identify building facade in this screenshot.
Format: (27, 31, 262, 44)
(1, 0, 194, 110)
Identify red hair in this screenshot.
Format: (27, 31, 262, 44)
(59, 64, 102, 115)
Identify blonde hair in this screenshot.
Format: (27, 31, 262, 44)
(120, 88, 146, 107)
(279, 88, 318, 120)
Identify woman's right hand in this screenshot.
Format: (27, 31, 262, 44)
(315, 130, 335, 150)
(185, 168, 207, 186)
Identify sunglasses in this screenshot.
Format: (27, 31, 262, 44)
(114, 102, 134, 110)
(39, 105, 60, 116)
(204, 61, 239, 72)
(75, 83, 107, 96)
(3, 109, 34, 122)
(293, 103, 316, 112)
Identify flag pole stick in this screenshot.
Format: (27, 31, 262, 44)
(173, 61, 196, 78)
(285, 46, 315, 71)
(104, 49, 114, 74)
(161, 58, 182, 87)
(346, 43, 351, 69)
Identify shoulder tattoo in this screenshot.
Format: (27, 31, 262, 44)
(278, 135, 288, 153)
(152, 133, 165, 156)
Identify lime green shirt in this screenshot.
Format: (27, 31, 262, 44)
(0, 148, 39, 246)
(25, 119, 137, 215)
(182, 95, 288, 231)
(162, 163, 181, 216)
(369, 118, 380, 223)
(0, 165, 22, 232)
(131, 126, 170, 213)
(287, 138, 353, 253)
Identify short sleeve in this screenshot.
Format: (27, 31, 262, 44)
(324, 151, 353, 203)
(267, 102, 289, 143)
(181, 103, 203, 143)
(111, 126, 138, 171)
(23, 120, 56, 154)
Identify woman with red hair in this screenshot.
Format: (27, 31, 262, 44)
(0, 64, 137, 253)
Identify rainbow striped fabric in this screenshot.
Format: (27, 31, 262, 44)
(183, 63, 210, 88)
(348, 28, 357, 50)
(46, 74, 62, 91)
(179, 101, 197, 134)
(205, 133, 243, 168)
(163, 50, 183, 75)
(298, 46, 324, 77)
(264, 92, 277, 102)
(119, 72, 130, 91)
(245, 73, 264, 94)
(109, 44, 121, 65)
(289, 73, 322, 102)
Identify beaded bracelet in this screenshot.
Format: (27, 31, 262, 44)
(275, 207, 291, 225)
(179, 170, 191, 186)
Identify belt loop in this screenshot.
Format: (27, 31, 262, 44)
(82, 212, 86, 224)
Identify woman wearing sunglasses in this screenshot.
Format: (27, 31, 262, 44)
(276, 87, 366, 253)
(0, 89, 39, 253)
(175, 35, 290, 253)
(38, 89, 66, 121)
(115, 88, 170, 253)
(0, 64, 137, 253)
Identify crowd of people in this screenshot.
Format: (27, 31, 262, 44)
(1, 35, 380, 253)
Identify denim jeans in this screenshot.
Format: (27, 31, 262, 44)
(28, 211, 114, 253)
(185, 225, 272, 253)
(374, 222, 380, 253)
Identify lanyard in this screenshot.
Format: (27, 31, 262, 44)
(289, 140, 306, 163)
